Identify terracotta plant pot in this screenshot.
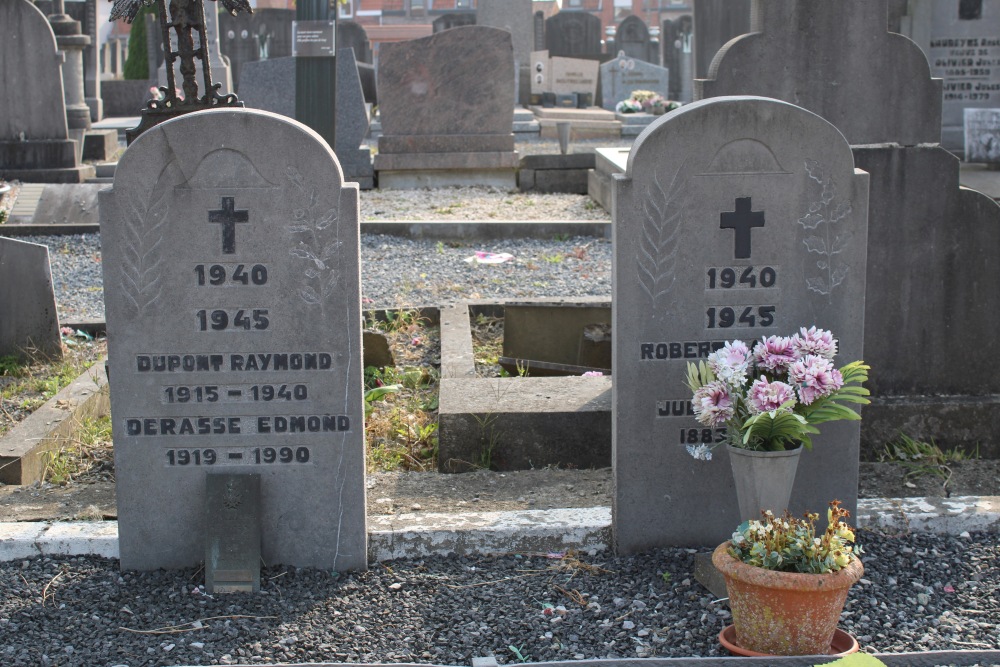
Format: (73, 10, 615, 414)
(712, 542, 863, 656)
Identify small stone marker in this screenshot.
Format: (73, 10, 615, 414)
(205, 473, 261, 593)
(0, 237, 62, 361)
(100, 108, 366, 572)
(612, 96, 869, 550)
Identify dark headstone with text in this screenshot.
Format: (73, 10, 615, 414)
(612, 96, 869, 550)
(545, 11, 603, 59)
(100, 108, 366, 572)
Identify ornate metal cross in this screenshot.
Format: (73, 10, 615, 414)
(108, 0, 253, 143)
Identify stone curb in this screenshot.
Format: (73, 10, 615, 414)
(1, 496, 996, 564)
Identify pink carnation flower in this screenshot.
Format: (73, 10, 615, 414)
(692, 380, 734, 427)
(753, 336, 798, 374)
(792, 326, 838, 360)
(748, 376, 796, 413)
(708, 341, 751, 385)
(788, 355, 844, 404)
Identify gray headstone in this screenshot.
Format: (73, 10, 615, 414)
(965, 108, 1000, 162)
(616, 15, 657, 64)
(335, 48, 373, 189)
(600, 52, 670, 111)
(0, 0, 69, 141)
(662, 15, 694, 103)
(0, 0, 93, 183)
(612, 96, 869, 550)
(219, 8, 295, 93)
(695, 0, 942, 146)
(545, 11, 603, 59)
(31, 184, 103, 226)
(692, 0, 750, 79)
(205, 473, 261, 593)
(99, 108, 366, 572)
(238, 57, 295, 118)
(900, 0, 1000, 153)
(0, 237, 62, 361)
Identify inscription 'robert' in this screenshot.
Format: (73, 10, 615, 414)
(640, 341, 725, 360)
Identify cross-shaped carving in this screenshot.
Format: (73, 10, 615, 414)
(720, 197, 765, 259)
(208, 197, 249, 254)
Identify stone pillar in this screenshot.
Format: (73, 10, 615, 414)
(48, 0, 91, 158)
(83, 0, 102, 121)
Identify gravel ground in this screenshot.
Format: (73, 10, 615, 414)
(0, 530, 997, 667)
(18, 186, 613, 323)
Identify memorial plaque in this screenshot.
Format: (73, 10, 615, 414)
(549, 56, 599, 98)
(612, 96, 869, 551)
(100, 108, 366, 571)
(205, 473, 261, 593)
(965, 107, 1000, 162)
(293, 20, 336, 57)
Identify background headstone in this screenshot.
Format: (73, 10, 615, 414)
(549, 56, 600, 99)
(545, 11, 603, 60)
(0, 237, 63, 361)
(432, 12, 476, 33)
(100, 108, 366, 571)
(601, 52, 670, 111)
(613, 96, 869, 550)
(897, 0, 1000, 154)
(478, 0, 534, 106)
(614, 15, 658, 65)
(696, 0, 942, 146)
(0, 0, 93, 183)
(662, 14, 694, 103)
(692, 0, 750, 79)
(219, 8, 295, 93)
(374, 27, 518, 188)
(965, 108, 1000, 162)
(238, 57, 295, 118)
(696, 0, 1000, 454)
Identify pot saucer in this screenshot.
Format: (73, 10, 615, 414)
(718, 625, 859, 657)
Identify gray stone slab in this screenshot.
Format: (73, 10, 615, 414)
(693, 0, 750, 79)
(695, 0, 942, 146)
(612, 96, 869, 551)
(374, 152, 520, 171)
(205, 473, 261, 593)
(30, 184, 103, 226)
(99, 108, 366, 572)
(378, 135, 514, 154)
(615, 15, 658, 65)
(335, 48, 373, 189)
(965, 108, 1000, 163)
(0, 237, 62, 361)
(601, 53, 670, 111)
(478, 0, 533, 105)
(901, 0, 1000, 153)
(377, 27, 515, 140)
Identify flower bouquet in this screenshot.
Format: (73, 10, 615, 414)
(684, 327, 870, 461)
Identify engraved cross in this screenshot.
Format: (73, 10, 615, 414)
(720, 197, 765, 259)
(208, 197, 249, 254)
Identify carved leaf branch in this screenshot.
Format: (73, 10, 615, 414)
(799, 159, 853, 298)
(286, 168, 342, 305)
(637, 166, 684, 303)
(118, 186, 168, 315)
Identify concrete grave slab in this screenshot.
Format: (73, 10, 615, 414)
(100, 108, 366, 572)
(613, 97, 869, 550)
(0, 237, 62, 361)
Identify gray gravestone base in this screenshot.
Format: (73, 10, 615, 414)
(0, 237, 62, 361)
